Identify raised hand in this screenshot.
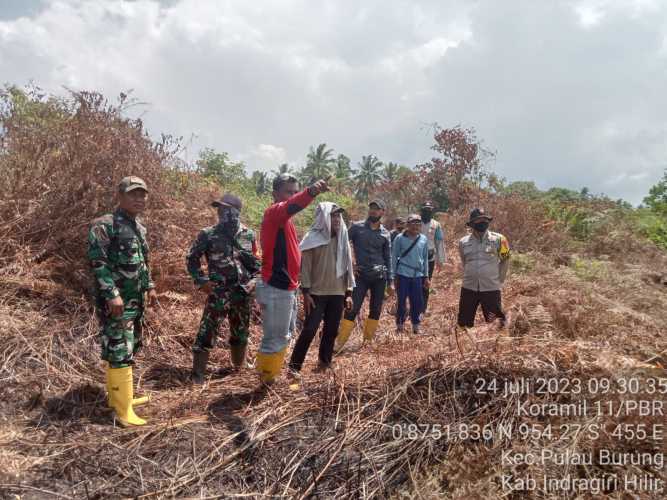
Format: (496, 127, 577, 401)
(308, 178, 330, 196)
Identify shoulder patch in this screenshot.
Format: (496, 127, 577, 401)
(499, 234, 510, 258)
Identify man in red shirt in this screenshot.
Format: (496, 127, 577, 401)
(255, 174, 329, 384)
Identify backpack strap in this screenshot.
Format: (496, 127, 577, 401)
(395, 235, 422, 271)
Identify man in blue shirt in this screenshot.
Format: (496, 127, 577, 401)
(392, 214, 430, 334)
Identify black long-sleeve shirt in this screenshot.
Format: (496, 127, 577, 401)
(348, 220, 393, 280)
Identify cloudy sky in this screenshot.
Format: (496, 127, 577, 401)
(1, 0, 666, 204)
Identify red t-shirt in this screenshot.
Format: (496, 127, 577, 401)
(260, 189, 314, 290)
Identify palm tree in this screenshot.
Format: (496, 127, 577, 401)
(271, 163, 293, 178)
(334, 154, 354, 180)
(383, 162, 400, 182)
(382, 162, 412, 183)
(251, 170, 270, 195)
(303, 143, 335, 182)
(354, 155, 383, 201)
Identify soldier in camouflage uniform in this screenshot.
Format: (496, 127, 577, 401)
(187, 193, 260, 384)
(88, 176, 158, 426)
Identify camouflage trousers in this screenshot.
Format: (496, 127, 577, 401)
(192, 286, 252, 353)
(97, 296, 144, 369)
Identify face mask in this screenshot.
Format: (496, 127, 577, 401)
(368, 215, 381, 223)
(472, 221, 489, 233)
(420, 210, 432, 223)
(219, 206, 241, 235)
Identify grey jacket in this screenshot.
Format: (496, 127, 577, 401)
(458, 230, 510, 291)
(348, 220, 393, 280)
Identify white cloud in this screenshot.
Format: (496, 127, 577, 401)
(575, 4, 604, 28)
(1, 0, 666, 204)
(241, 144, 288, 172)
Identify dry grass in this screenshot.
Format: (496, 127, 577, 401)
(1, 242, 666, 498)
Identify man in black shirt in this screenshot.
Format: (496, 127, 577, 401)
(335, 199, 393, 350)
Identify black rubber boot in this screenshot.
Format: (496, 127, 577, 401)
(230, 344, 247, 369)
(192, 350, 210, 384)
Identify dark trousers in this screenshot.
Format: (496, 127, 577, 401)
(344, 275, 386, 321)
(457, 287, 506, 327)
(422, 259, 436, 313)
(289, 295, 344, 372)
(396, 275, 424, 325)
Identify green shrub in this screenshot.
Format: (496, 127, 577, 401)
(510, 252, 535, 274)
(570, 257, 609, 282)
(633, 209, 667, 250)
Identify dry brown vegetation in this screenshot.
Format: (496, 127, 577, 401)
(1, 88, 666, 499)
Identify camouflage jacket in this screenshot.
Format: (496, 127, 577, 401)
(186, 223, 259, 290)
(87, 208, 154, 301)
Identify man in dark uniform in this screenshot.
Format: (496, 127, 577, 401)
(335, 199, 393, 349)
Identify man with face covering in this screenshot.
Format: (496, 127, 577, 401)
(187, 194, 260, 384)
(457, 208, 510, 329)
(335, 199, 393, 350)
(419, 201, 445, 314)
(288, 202, 355, 376)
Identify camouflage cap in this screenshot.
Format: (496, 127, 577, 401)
(212, 193, 243, 210)
(368, 198, 386, 210)
(118, 176, 148, 193)
(407, 213, 422, 223)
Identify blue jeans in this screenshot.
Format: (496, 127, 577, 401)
(396, 275, 425, 326)
(256, 279, 297, 353)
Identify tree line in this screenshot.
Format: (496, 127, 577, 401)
(195, 143, 413, 202)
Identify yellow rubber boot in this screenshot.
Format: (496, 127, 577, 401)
(362, 318, 380, 342)
(256, 348, 286, 384)
(107, 366, 147, 426)
(106, 363, 149, 407)
(334, 318, 355, 353)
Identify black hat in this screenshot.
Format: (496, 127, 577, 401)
(421, 201, 434, 210)
(212, 193, 243, 210)
(331, 203, 345, 214)
(466, 207, 492, 225)
(368, 199, 386, 210)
